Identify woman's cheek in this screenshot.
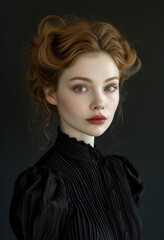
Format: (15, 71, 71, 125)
(109, 93, 120, 110)
(59, 96, 83, 115)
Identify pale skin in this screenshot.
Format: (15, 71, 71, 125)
(44, 52, 120, 147)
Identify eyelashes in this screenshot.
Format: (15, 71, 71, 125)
(104, 84, 118, 92)
(73, 85, 87, 92)
(73, 84, 118, 93)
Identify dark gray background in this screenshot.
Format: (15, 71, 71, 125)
(1, 0, 164, 239)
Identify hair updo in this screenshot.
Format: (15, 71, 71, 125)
(26, 14, 141, 145)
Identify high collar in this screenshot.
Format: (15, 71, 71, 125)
(54, 127, 103, 163)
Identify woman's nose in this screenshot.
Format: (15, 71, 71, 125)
(90, 93, 105, 111)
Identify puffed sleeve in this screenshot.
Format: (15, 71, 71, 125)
(112, 155, 145, 208)
(9, 166, 71, 240)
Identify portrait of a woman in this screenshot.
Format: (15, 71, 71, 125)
(9, 15, 144, 240)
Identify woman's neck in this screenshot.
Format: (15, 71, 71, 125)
(59, 125, 95, 147)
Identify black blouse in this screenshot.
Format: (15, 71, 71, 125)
(10, 129, 144, 240)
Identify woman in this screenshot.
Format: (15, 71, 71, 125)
(9, 15, 144, 240)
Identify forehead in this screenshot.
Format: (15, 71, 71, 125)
(60, 52, 119, 80)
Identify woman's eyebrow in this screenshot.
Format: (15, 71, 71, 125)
(69, 76, 119, 82)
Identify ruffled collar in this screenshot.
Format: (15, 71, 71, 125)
(54, 127, 102, 162)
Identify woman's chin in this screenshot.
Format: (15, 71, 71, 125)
(87, 126, 109, 137)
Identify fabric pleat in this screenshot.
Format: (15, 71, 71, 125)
(10, 128, 144, 240)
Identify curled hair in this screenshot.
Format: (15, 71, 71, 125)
(26, 14, 141, 146)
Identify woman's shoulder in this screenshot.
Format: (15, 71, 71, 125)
(12, 163, 65, 198)
(108, 154, 140, 176)
(104, 154, 145, 207)
(10, 164, 71, 239)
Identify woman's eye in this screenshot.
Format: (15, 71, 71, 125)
(105, 84, 118, 92)
(74, 86, 88, 92)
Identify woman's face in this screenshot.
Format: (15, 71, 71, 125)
(46, 52, 120, 141)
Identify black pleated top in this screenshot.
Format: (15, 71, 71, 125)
(10, 129, 144, 240)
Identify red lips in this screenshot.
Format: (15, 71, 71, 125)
(86, 115, 107, 125)
(86, 115, 107, 120)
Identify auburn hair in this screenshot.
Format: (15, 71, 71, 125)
(26, 14, 141, 145)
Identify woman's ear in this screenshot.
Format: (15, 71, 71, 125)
(44, 87, 57, 105)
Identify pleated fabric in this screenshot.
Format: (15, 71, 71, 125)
(10, 128, 144, 240)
